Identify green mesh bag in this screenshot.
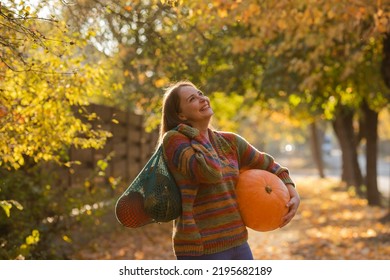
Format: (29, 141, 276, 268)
(115, 145, 182, 228)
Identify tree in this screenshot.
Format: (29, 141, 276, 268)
(0, 1, 115, 258)
(0, 1, 112, 170)
(209, 0, 390, 205)
(62, 0, 390, 205)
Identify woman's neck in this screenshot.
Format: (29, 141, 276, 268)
(198, 128, 209, 141)
(187, 116, 212, 141)
(191, 122, 210, 141)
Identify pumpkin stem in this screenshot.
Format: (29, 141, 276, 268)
(265, 185, 272, 194)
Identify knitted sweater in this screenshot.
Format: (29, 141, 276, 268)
(162, 124, 295, 257)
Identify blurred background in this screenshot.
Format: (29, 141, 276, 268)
(0, 0, 389, 260)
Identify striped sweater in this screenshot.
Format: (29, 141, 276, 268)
(162, 124, 295, 257)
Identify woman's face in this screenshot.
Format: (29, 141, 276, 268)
(177, 85, 214, 125)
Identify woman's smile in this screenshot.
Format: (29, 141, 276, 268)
(200, 103, 211, 112)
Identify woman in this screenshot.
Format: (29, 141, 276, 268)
(160, 81, 300, 260)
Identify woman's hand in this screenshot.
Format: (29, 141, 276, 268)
(280, 183, 300, 228)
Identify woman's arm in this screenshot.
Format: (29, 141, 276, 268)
(234, 133, 295, 187)
(162, 124, 222, 184)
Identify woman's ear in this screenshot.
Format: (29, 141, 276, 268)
(178, 113, 187, 121)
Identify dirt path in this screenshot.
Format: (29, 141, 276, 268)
(249, 177, 390, 259)
(73, 177, 390, 260)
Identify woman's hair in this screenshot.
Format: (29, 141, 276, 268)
(158, 80, 197, 143)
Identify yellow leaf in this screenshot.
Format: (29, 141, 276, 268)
(18, 156, 25, 166)
(108, 176, 116, 184)
(63, 235, 72, 243)
(84, 180, 91, 188)
(0, 201, 12, 217)
(327, 9, 335, 19)
(277, 19, 288, 30)
(25, 230, 40, 245)
(218, 8, 228, 18)
(154, 78, 168, 88)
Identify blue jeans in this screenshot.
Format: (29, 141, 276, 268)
(176, 242, 254, 260)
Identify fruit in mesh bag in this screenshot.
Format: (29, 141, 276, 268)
(144, 191, 160, 216)
(115, 192, 151, 228)
(144, 174, 173, 222)
(236, 169, 290, 232)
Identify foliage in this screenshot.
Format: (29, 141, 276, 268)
(0, 1, 117, 259)
(0, 1, 114, 170)
(64, 0, 267, 124)
(0, 1, 68, 72)
(209, 91, 244, 131)
(66, 0, 390, 131)
(1, 67, 112, 169)
(0, 160, 116, 259)
(209, 0, 390, 117)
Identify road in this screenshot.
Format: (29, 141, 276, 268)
(279, 150, 390, 199)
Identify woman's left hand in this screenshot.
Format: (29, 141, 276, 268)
(280, 184, 300, 228)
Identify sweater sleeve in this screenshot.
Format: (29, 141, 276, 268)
(162, 124, 222, 184)
(233, 133, 295, 187)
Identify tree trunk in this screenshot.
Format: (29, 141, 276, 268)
(362, 101, 381, 206)
(332, 106, 364, 195)
(309, 122, 325, 178)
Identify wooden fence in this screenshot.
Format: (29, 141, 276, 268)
(55, 104, 159, 190)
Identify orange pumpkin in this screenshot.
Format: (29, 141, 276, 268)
(236, 169, 290, 232)
(115, 192, 152, 228)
